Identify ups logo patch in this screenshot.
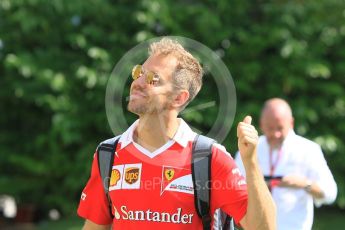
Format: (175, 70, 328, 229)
(125, 167, 139, 184)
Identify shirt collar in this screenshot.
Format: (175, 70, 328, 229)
(118, 118, 197, 151)
(282, 129, 296, 146)
(172, 118, 197, 147)
(117, 119, 139, 150)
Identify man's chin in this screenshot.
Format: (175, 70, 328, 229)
(127, 102, 171, 116)
(127, 105, 144, 115)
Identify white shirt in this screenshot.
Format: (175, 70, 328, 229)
(235, 130, 337, 230)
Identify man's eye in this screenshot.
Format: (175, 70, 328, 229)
(152, 74, 160, 83)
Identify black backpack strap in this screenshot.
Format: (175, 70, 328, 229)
(217, 210, 235, 230)
(223, 215, 234, 230)
(97, 135, 121, 218)
(191, 134, 215, 230)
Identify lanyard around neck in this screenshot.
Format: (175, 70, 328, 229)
(269, 146, 283, 176)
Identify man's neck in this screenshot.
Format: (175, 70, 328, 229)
(134, 112, 180, 152)
(269, 144, 282, 151)
(268, 141, 283, 151)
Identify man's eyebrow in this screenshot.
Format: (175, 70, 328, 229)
(142, 65, 158, 74)
(148, 68, 162, 79)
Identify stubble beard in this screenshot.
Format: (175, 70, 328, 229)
(127, 98, 171, 115)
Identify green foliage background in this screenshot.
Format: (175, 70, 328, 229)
(1, 0, 344, 217)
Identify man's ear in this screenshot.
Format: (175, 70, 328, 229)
(172, 90, 189, 108)
(291, 117, 295, 129)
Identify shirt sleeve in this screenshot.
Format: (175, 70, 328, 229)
(234, 151, 246, 177)
(210, 144, 248, 225)
(77, 152, 113, 225)
(307, 145, 337, 207)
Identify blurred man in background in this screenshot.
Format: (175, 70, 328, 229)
(235, 98, 337, 230)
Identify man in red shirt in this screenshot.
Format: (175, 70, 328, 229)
(78, 38, 276, 229)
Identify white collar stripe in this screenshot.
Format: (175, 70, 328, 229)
(116, 118, 197, 157)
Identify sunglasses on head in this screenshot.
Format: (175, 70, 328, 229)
(131, 65, 160, 85)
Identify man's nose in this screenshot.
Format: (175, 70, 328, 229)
(133, 72, 148, 88)
(273, 131, 282, 139)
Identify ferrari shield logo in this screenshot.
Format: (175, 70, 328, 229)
(164, 169, 175, 181)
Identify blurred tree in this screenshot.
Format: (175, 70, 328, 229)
(0, 0, 344, 217)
